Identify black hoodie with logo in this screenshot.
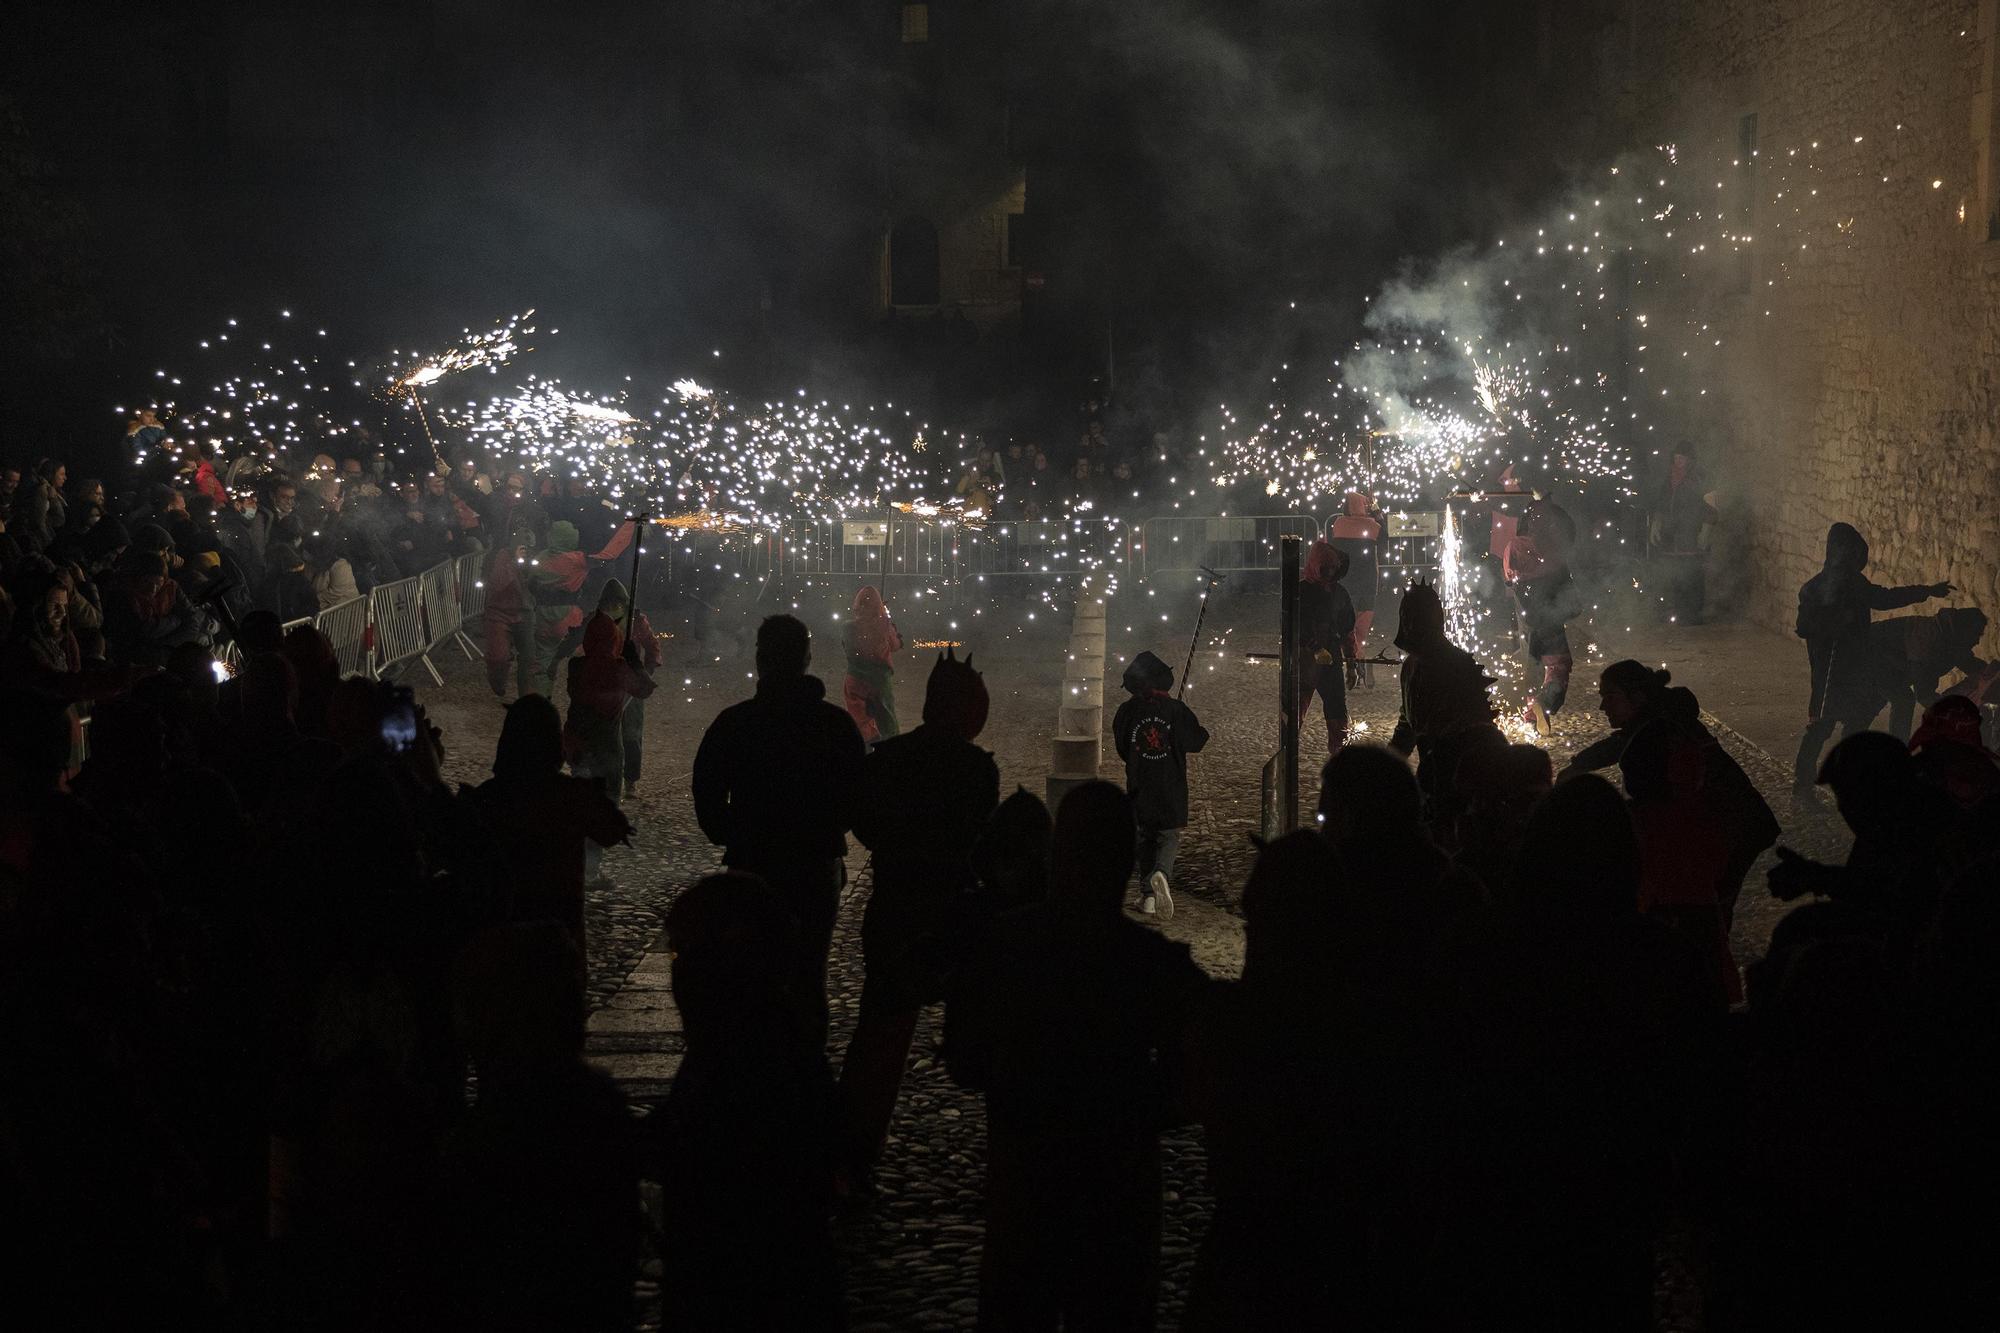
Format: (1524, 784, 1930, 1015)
(1112, 651, 1210, 829)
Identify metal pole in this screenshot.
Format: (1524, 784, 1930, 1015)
(623, 511, 651, 641)
(1176, 565, 1222, 699)
(1278, 534, 1300, 834)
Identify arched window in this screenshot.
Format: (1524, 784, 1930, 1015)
(889, 216, 940, 306)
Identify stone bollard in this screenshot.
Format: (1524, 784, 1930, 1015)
(1047, 581, 1112, 808)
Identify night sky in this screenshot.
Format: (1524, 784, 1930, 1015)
(1, 0, 1610, 463)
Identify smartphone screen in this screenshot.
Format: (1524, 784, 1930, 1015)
(380, 687, 418, 753)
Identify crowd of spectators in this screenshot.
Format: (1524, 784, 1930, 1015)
(950, 393, 1211, 522)
(6, 422, 2000, 1330)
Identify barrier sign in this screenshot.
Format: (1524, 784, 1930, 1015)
(1387, 511, 1442, 538)
(842, 521, 889, 546)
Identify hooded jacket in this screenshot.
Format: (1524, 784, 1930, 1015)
(692, 672, 866, 868)
(1796, 523, 1938, 717)
(1388, 585, 1497, 759)
(1298, 541, 1357, 671)
(1112, 651, 1210, 829)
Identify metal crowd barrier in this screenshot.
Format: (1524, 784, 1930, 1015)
(419, 559, 481, 663)
(369, 574, 440, 686)
(749, 512, 1319, 595)
(316, 595, 372, 676)
(1135, 514, 1321, 575)
(454, 551, 486, 620)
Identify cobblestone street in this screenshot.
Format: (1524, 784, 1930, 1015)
(415, 584, 1852, 1331)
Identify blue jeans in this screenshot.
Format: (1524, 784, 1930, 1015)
(1137, 825, 1181, 888)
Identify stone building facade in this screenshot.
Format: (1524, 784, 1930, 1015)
(1618, 0, 2000, 635)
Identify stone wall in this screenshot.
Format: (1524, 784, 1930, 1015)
(1623, 0, 2000, 638)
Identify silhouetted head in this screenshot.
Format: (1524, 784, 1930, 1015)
(236, 610, 284, 656)
(280, 625, 338, 687)
(1818, 730, 1917, 838)
(1318, 744, 1422, 846)
(1302, 537, 1348, 585)
(1394, 580, 1446, 651)
(595, 577, 631, 617)
(1240, 830, 1344, 989)
(1051, 780, 1136, 913)
(1909, 695, 1986, 753)
(493, 694, 564, 779)
(923, 647, 989, 740)
(1509, 774, 1638, 921)
(755, 614, 811, 678)
(82, 517, 130, 565)
(1597, 659, 1672, 729)
(1461, 740, 1554, 813)
(1120, 649, 1174, 696)
(665, 872, 799, 1046)
(1823, 522, 1868, 573)
(972, 786, 1053, 908)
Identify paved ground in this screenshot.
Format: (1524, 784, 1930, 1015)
(414, 581, 1853, 1331)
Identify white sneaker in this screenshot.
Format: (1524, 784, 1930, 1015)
(1139, 893, 1157, 915)
(1149, 871, 1174, 921)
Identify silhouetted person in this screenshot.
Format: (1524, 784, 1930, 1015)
(840, 583, 902, 743)
(1112, 649, 1209, 917)
(1452, 741, 1554, 900)
(269, 542, 318, 622)
(1430, 776, 1718, 1331)
(1566, 667, 1777, 929)
(837, 649, 998, 1187)
(969, 786, 1054, 914)
(1837, 606, 1991, 740)
(1184, 831, 1431, 1329)
(1559, 659, 1677, 777)
(1793, 522, 1948, 789)
(692, 614, 865, 1043)
(1387, 581, 1499, 826)
(1504, 498, 1582, 730)
(444, 923, 638, 1333)
(1622, 718, 1743, 1005)
(563, 580, 655, 886)
(941, 787, 1054, 1089)
(465, 695, 631, 951)
(1328, 491, 1384, 684)
(1296, 538, 1356, 754)
(280, 624, 341, 740)
(1647, 446, 1714, 623)
(643, 873, 843, 1331)
(1907, 694, 2000, 815)
(1767, 731, 1952, 953)
(1318, 744, 1483, 938)
(947, 781, 1207, 1332)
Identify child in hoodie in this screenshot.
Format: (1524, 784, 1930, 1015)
(1112, 650, 1210, 917)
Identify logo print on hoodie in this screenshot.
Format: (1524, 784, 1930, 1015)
(1134, 717, 1171, 759)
